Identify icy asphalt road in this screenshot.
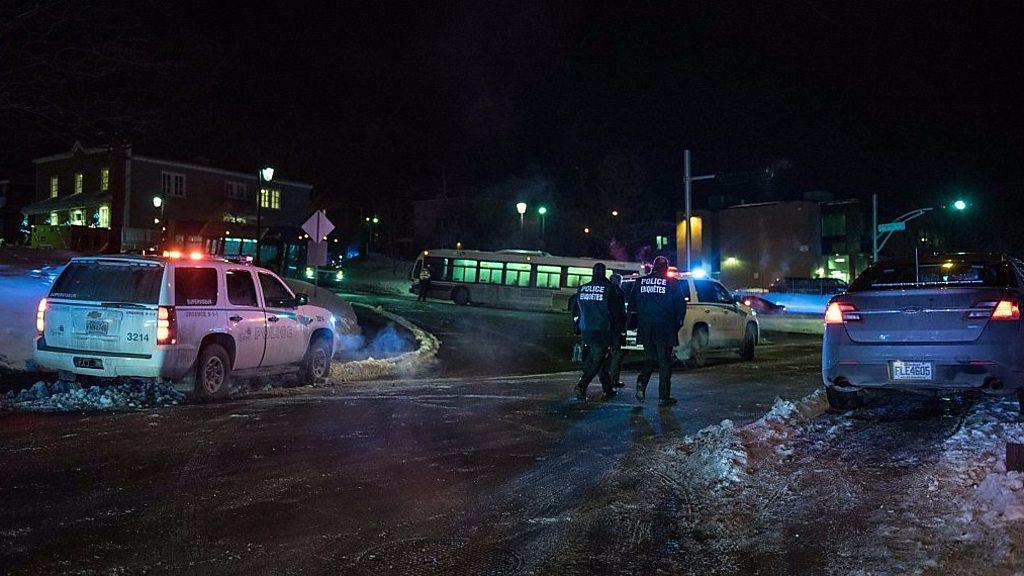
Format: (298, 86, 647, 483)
(0, 293, 826, 575)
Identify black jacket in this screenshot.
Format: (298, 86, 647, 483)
(574, 277, 625, 347)
(627, 272, 687, 346)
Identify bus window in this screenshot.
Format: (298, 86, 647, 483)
(505, 262, 530, 286)
(452, 259, 478, 283)
(566, 266, 592, 288)
(535, 265, 561, 289)
(479, 261, 503, 284)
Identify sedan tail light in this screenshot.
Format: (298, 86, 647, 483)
(968, 299, 1021, 321)
(36, 298, 47, 334)
(825, 301, 860, 324)
(157, 306, 177, 344)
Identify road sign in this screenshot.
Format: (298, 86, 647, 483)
(877, 221, 906, 233)
(302, 210, 335, 240)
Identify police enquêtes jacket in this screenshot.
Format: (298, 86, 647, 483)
(574, 277, 626, 347)
(627, 272, 687, 346)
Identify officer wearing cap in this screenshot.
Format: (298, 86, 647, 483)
(627, 256, 686, 406)
(573, 262, 625, 402)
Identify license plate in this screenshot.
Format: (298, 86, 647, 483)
(86, 319, 109, 335)
(891, 361, 933, 381)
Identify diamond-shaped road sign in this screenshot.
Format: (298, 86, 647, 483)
(302, 210, 335, 240)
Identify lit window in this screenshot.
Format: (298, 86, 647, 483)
(49, 176, 58, 198)
(451, 259, 478, 283)
(70, 209, 84, 225)
(98, 205, 110, 228)
(260, 188, 280, 209)
(505, 262, 531, 286)
(49, 212, 59, 225)
(100, 168, 109, 191)
(565, 266, 592, 288)
(478, 261, 503, 284)
(161, 172, 186, 198)
(535, 265, 562, 289)
(74, 172, 83, 194)
(225, 181, 248, 199)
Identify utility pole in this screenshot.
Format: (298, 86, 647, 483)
(683, 150, 716, 272)
(872, 194, 878, 262)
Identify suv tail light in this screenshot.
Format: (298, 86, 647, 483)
(157, 306, 177, 344)
(825, 301, 860, 324)
(36, 298, 47, 334)
(967, 299, 1021, 321)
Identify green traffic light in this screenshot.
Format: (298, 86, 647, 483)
(953, 200, 967, 211)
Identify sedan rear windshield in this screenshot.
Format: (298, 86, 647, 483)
(50, 260, 164, 304)
(849, 261, 1016, 292)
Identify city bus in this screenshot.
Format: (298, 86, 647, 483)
(410, 249, 644, 312)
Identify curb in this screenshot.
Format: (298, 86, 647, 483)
(328, 303, 441, 383)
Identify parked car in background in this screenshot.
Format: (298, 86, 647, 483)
(622, 274, 759, 366)
(748, 276, 849, 314)
(34, 252, 337, 400)
(822, 253, 1024, 412)
(736, 293, 787, 315)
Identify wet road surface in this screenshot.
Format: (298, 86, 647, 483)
(0, 306, 823, 575)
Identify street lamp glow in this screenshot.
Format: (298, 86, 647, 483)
(724, 256, 738, 266)
(260, 166, 274, 182)
(516, 202, 527, 215)
(538, 206, 547, 215)
(372, 216, 379, 224)
(953, 199, 967, 211)
(583, 227, 590, 234)
(611, 210, 619, 217)
(152, 196, 162, 208)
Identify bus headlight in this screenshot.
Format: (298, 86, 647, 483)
(305, 267, 314, 279)
(335, 270, 344, 281)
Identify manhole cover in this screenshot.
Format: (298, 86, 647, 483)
(353, 538, 524, 576)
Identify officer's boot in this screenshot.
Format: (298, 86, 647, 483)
(575, 381, 588, 403)
(635, 374, 650, 403)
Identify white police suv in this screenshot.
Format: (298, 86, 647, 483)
(34, 252, 337, 400)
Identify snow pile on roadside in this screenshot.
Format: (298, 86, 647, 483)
(660, 389, 831, 491)
(1, 379, 183, 411)
(939, 397, 1024, 522)
(328, 304, 440, 383)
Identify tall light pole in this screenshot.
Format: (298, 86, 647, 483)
(256, 166, 274, 264)
(152, 195, 164, 249)
(871, 196, 968, 261)
(538, 206, 548, 237)
(684, 150, 715, 272)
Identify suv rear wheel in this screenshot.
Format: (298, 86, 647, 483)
(299, 337, 332, 385)
(685, 326, 709, 368)
(738, 323, 756, 360)
(194, 343, 231, 401)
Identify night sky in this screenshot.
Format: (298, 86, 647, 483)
(4, 1, 1022, 236)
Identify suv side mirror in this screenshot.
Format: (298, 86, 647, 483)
(294, 292, 309, 306)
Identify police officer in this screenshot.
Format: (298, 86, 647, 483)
(573, 262, 625, 402)
(627, 256, 686, 406)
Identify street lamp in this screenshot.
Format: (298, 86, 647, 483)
(611, 210, 619, 217)
(256, 166, 274, 263)
(152, 195, 164, 249)
(953, 199, 967, 211)
(516, 202, 527, 234)
(872, 195, 971, 261)
(538, 206, 548, 237)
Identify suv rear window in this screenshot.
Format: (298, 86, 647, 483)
(849, 261, 1017, 291)
(51, 260, 163, 304)
(174, 268, 218, 306)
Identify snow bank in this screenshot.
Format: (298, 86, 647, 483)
(327, 303, 440, 383)
(660, 388, 831, 490)
(1, 379, 183, 412)
(938, 398, 1024, 523)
